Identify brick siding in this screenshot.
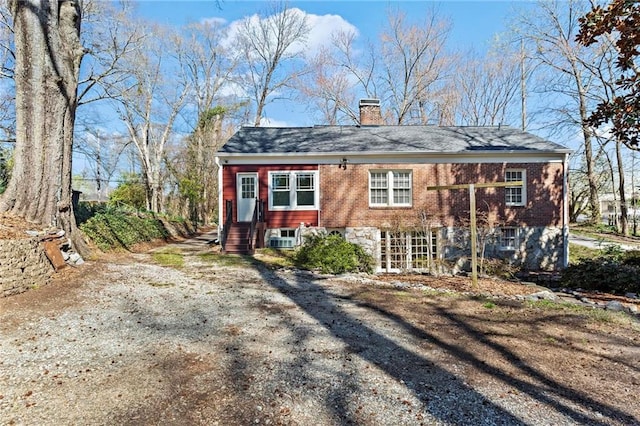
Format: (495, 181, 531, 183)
(320, 162, 564, 230)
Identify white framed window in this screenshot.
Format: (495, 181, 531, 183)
(268, 171, 319, 210)
(369, 170, 412, 207)
(499, 227, 519, 251)
(505, 169, 526, 206)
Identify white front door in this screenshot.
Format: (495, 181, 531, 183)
(237, 173, 258, 222)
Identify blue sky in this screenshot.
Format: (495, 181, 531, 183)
(136, 1, 523, 46)
(136, 1, 527, 54)
(131, 1, 533, 127)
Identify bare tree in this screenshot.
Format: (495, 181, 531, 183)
(454, 48, 522, 126)
(0, 1, 14, 142)
(74, 118, 130, 202)
(297, 29, 377, 125)
(232, 2, 309, 126)
(515, 0, 603, 224)
(378, 9, 452, 125)
(174, 20, 238, 222)
(299, 9, 452, 126)
(76, 0, 145, 107)
(0, 0, 89, 254)
(113, 23, 189, 213)
(584, 32, 635, 234)
(297, 45, 359, 125)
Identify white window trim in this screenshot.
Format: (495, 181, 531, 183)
(499, 227, 520, 251)
(369, 170, 413, 207)
(505, 168, 526, 207)
(268, 170, 319, 211)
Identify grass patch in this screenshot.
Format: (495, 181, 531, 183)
(526, 299, 637, 326)
(393, 290, 414, 300)
(526, 299, 562, 310)
(482, 301, 496, 309)
(254, 248, 297, 269)
(421, 288, 451, 297)
(197, 252, 255, 267)
(152, 249, 184, 268)
(569, 243, 601, 264)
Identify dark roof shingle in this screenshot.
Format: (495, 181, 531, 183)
(218, 125, 568, 155)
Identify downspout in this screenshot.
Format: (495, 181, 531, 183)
(563, 153, 570, 268)
(215, 156, 224, 238)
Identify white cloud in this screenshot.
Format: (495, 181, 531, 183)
(304, 12, 359, 57)
(259, 117, 292, 128)
(222, 8, 359, 58)
(200, 17, 227, 26)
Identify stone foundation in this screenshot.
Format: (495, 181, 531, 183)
(271, 224, 565, 274)
(345, 227, 378, 259)
(0, 238, 53, 297)
(442, 226, 564, 272)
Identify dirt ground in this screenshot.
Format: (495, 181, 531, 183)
(1, 231, 639, 425)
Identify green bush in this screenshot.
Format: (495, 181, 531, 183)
(75, 201, 106, 225)
(622, 249, 640, 266)
(295, 233, 374, 274)
(109, 174, 147, 210)
(80, 209, 168, 251)
(560, 257, 640, 294)
(0, 145, 12, 194)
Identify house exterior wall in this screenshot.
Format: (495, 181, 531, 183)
(221, 160, 567, 271)
(319, 162, 564, 229)
(221, 164, 319, 226)
(439, 226, 563, 272)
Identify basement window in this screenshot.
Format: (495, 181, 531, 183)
(499, 227, 519, 251)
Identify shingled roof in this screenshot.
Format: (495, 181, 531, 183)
(218, 125, 569, 155)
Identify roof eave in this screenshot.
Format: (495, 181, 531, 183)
(216, 148, 573, 158)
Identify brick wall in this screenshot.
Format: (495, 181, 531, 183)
(0, 238, 53, 297)
(320, 162, 564, 229)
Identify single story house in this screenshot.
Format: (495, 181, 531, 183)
(215, 99, 571, 273)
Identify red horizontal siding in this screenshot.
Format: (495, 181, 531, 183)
(222, 164, 319, 227)
(267, 210, 318, 228)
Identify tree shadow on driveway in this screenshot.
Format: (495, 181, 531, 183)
(253, 265, 527, 425)
(254, 264, 638, 425)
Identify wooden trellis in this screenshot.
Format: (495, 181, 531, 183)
(426, 181, 523, 287)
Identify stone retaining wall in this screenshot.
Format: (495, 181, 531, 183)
(0, 238, 53, 297)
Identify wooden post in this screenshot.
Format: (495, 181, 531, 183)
(426, 181, 522, 289)
(469, 184, 478, 288)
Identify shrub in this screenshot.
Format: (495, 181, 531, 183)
(75, 201, 106, 225)
(560, 257, 640, 294)
(80, 209, 168, 251)
(622, 249, 640, 266)
(0, 146, 11, 194)
(109, 174, 147, 210)
(600, 244, 625, 262)
(481, 258, 519, 279)
(295, 233, 374, 274)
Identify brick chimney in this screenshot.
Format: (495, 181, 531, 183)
(359, 99, 383, 126)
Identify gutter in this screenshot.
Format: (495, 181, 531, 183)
(215, 156, 223, 238)
(563, 152, 570, 268)
(216, 150, 572, 166)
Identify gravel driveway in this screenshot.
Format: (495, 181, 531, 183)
(1, 233, 638, 425)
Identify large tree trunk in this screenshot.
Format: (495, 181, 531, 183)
(575, 75, 601, 225)
(0, 0, 89, 256)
